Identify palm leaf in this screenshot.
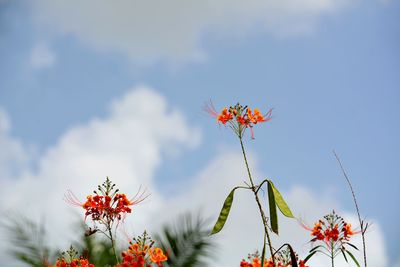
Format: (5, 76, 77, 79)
(155, 212, 217, 267)
(1, 213, 56, 267)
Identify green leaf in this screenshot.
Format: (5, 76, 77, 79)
(341, 249, 349, 263)
(309, 245, 323, 254)
(210, 187, 238, 235)
(268, 180, 294, 218)
(260, 233, 266, 267)
(345, 242, 359, 251)
(267, 182, 279, 234)
(346, 250, 361, 267)
(304, 251, 316, 263)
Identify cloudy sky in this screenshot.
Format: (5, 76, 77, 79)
(0, 0, 399, 266)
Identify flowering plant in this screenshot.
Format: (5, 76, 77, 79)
(117, 231, 167, 267)
(302, 211, 360, 266)
(52, 177, 166, 267)
(50, 246, 94, 267)
(207, 102, 295, 267)
(5, 100, 369, 267)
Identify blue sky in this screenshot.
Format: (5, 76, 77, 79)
(0, 0, 399, 266)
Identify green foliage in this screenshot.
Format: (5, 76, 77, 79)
(346, 250, 361, 267)
(2, 214, 118, 267)
(263, 179, 294, 234)
(210, 187, 238, 235)
(156, 213, 217, 267)
(74, 224, 116, 267)
(267, 182, 278, 234)
(1, 213, 56, 267)
(267, 180, 294, 219)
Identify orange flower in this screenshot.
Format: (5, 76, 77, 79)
(343, 223, 358, 240)
(117, 232, 168, 267)
(205, 102, 272, 139)
(148, 248, 168, 266)
(50, 247, 94, 267)
(217, 107, 234, 124)
(247, 108, 271, 124)
(311, 221, 324, 240)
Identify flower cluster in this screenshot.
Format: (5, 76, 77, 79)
(82, 192, 133, 221)
(240, 250, 308, 267)
(66, 177, 148, 225)
(53, 258, 93, 267)
(304, 211, 357, 245)
(302, 211, 359, 265)
(117, 232, 167, 267)
(49, 246, 94, 267)
(205, 102, 272, 138)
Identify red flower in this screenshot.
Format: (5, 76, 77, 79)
(65, 178, 149, 224)
(302, 211, 360, 264)
(50, 247, 94, 267)
(324, 224, 339, 242)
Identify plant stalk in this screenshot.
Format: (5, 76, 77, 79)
(240, 138, 275, 266)
(108, 225, 119, 264)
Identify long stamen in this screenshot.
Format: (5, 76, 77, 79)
(64, 190, 83, 207)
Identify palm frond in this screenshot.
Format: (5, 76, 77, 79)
(155, 212, 217, 267)
(1, 213, 55, 267)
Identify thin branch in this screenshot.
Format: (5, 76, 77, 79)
(333, 150, 367, 267)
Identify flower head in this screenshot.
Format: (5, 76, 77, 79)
(205, 102, 272, 139)
(302, 211, 360, 264)
(65, 178, 149, 229)
(49, 246, 94, 267)
(117, 231, 167, 267)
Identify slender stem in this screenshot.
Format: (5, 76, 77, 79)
(108, 224, 120, 264)
(333, 151, 367, 267)
(331, 245, 335, 267)
(239, 138, 275, 266)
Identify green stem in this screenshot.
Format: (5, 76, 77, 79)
(331, 241, 335, 267)
(239, 138, 275, 266)
(108, 226, 119, 264)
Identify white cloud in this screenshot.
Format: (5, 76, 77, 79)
(31, 0, 349, 65)
(29, 41, 56, 69)
(0, 86, 389, 266)
(0, 86, 201, 263)
(0, 108, 31, 181)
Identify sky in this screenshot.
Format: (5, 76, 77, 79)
(0, 0, 399, 266)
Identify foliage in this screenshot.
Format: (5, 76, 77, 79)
(155, 213, 216, 267)
(1, 214, 55, 267)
